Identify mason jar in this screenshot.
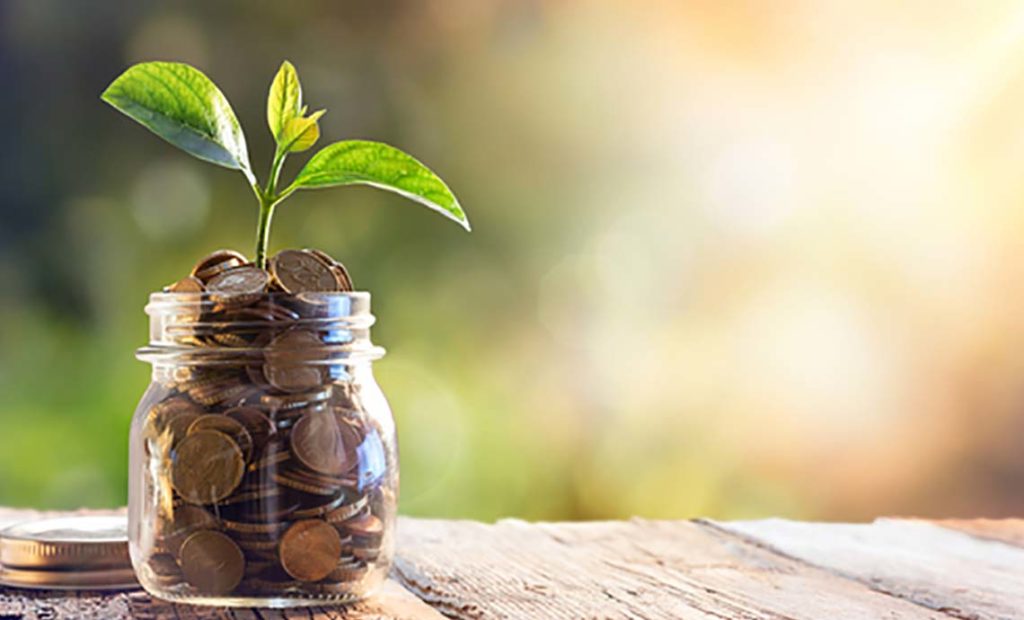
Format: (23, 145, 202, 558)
(128, 291, 396, 607)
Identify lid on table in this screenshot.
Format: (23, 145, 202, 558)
(0, 515, 137, 590)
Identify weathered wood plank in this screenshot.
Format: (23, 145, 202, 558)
(0, 508, 443, 620)
(394, 517, 953, 620)
(717, 518, 1024, 620)
(933, 518, 1024, 549)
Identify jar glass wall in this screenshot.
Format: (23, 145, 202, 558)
(128, 292, 396, 607)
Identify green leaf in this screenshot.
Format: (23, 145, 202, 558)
(267, 60, 302, 141)
(280, 110, 324, 153)
(101, 61, 253, 184)
(290, 140, 469, 230)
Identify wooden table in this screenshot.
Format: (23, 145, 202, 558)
(1, 508, 1022, 619)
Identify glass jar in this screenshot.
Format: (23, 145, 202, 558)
(128, 291, 396, 607)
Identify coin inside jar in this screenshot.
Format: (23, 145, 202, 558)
(178, 530, 246, 594)
(158, 505, 218, 555)
(290, 411, 359, 476)
(224, 406, 276, 450)
(171, 430, 245, 504)
(278, 519, 342, 582)
(269, 249, 343, 293)
(187, 415, 254, 463)
(264, 330, 327, 393)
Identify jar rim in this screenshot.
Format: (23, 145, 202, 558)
(138, 290, 385, 365)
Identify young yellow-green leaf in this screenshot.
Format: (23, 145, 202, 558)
(279, 110, 325, 153)
(290, 140, 469, 230)
(101, 62, 253, 184)
(267, 60, 302, 141)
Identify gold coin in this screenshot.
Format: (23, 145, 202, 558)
(290, 410, 362, 476)
(178, 530, 245, 595)
(269, 249, 342, 294)
(171, 430, 245, 505)
(190, 249, 248, 283)
(278, 519, 342, 582)
(187, 415, 254, 463)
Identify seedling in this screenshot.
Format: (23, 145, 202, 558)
(102, 61, 468, 268)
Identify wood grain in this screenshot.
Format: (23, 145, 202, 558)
(5, 508, 1024, 619)
(394, 517, 953, 620)
(717, 518, 1024, 620)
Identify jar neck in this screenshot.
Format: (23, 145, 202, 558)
(137, 291, 385, 367)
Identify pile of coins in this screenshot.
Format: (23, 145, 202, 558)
(137, 249, 391, 599)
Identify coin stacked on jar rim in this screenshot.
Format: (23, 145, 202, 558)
(141, 248, 389, 598)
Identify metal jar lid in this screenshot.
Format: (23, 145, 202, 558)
(0, 515, 138, 590)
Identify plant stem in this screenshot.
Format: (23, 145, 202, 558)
(255, 196, 276, 269)
(254, 147, 289, 268)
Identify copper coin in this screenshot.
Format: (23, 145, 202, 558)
(171, 430, 245, 504)
(269, 249, 342, 294)
(272, 471, 339, 496)
(343, 512, 383, 538)
(207, 266, 270, 297)
(145, 398, 204, 450)
(158, 505, 218, 555)
(290, 411, 359, 476)
(190, 249, 248, 283)
(225, 406, 276, 449)
(323, 495, 369, 524)
(264, 330, 326, 393)
(260, 386, 332, 412)
(306, 248, 354, 292)
(166, 275, 205, 294)
(279, 519, 343, 582)
(178, 530, 245, 594)
(187, 415, 254, 463)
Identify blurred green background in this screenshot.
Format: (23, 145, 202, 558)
(3, 0, 1024, 520)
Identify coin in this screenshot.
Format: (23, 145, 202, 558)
(323, 495, 370, 524)
(187, 415, 254, 463)
(269, 249, 343, 294)
(278, 519, 343, 582)
(208, 265, 269, 298)
(224, 406, 276, 450)
(165, 275, 205, 294)
(171, 430, 245, 504)
(290, 411, 359, 476)
(178, 530, 245, 594)
(343, 512, 383, 544)
(306, 248, 354, 292)
(158, 505, 218, 555)
(145, 399, 203, 451)
(264, 330, 326, 393)
(272, 471, 339, 496)
(191, 250, 248, 283)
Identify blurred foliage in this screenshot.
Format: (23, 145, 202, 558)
(2, 0, 1024, 520)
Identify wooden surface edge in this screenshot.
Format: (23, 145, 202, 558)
(925, 517, 1024, 549)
